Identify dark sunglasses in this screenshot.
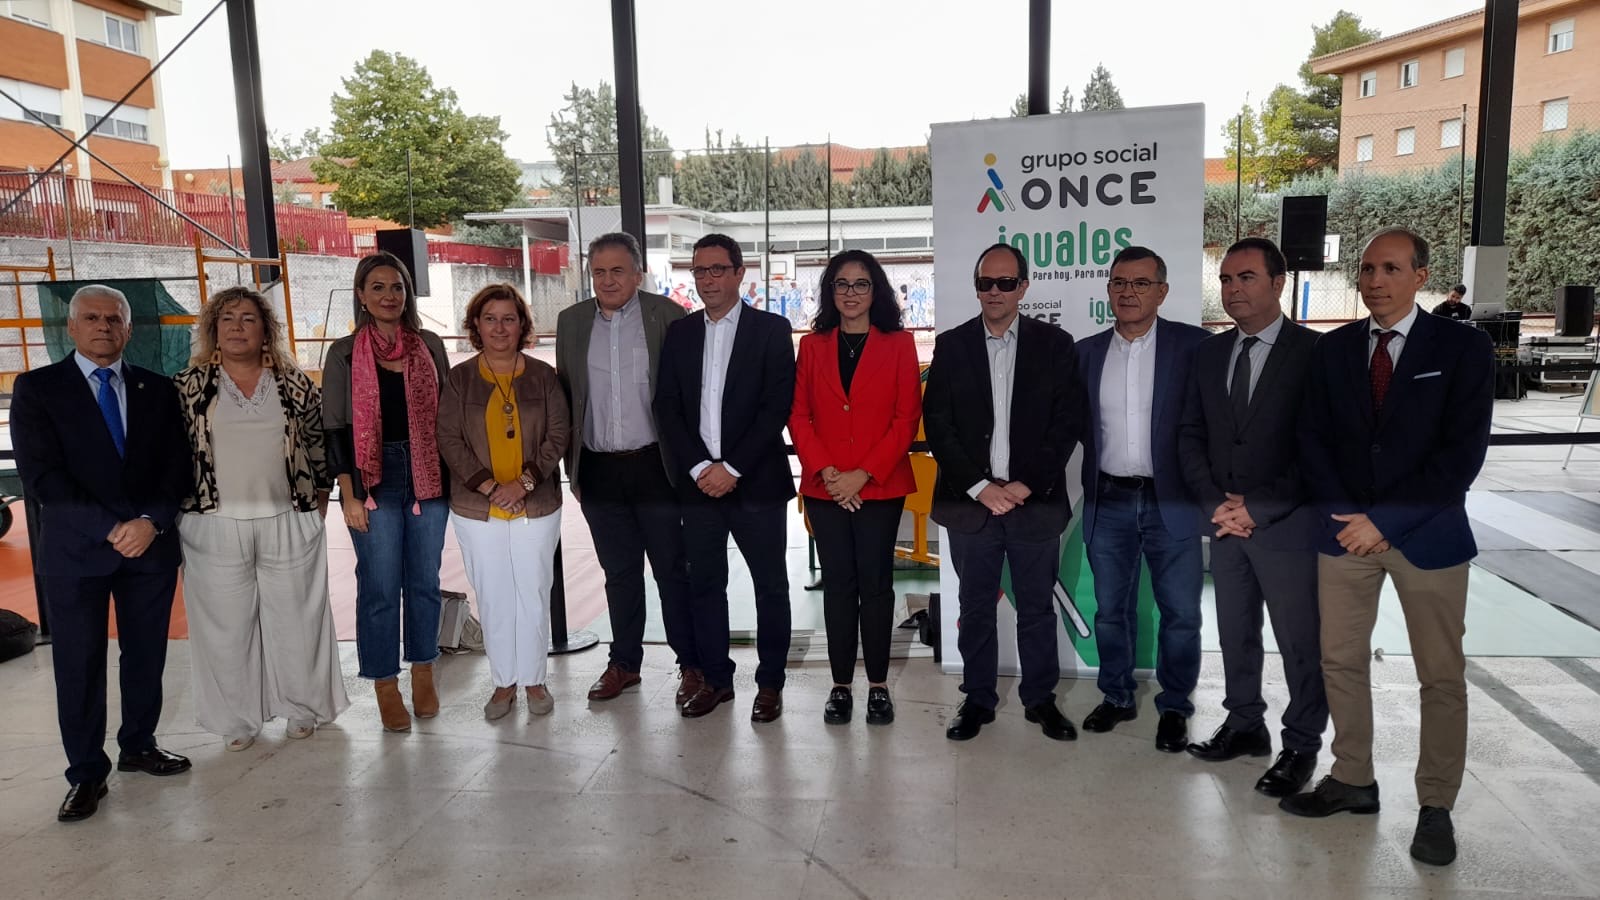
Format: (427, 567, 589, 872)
(975, 276, 1022, 292)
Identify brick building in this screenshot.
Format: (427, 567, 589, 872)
(1311, 0, 1599, 173)
(0, 0, 181, 188)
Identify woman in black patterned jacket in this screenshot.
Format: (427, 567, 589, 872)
(174, 286, 348, 751)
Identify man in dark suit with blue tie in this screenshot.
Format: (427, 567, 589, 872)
(1178, 238, 1328, 797)
(1076, 246, 1209, 752)
(654, 233, 796, 723)
(1280, 228, 1493, 868)
(923, 242, 1086, 742)
(11, 285, 192, 822)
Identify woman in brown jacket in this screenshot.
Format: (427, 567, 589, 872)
(437, 284, 569, 719)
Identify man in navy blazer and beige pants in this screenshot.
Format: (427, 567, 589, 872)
(1281, 228, 1493, 869)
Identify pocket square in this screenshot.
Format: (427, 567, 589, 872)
(1413, 371, 1443, 380)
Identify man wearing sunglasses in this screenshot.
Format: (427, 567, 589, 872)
(924, 242, 1087, 742)
(1075, 246, 1209, 753)
(654, 233, 797, 723)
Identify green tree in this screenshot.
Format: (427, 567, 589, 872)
(542, 81, 675, 206)
(769, 148, 832, 210)
(1220, 102, 1266, 190)
(1010, 93, 1030, 117)
(1057, 86, 1075, 114)
(673, 130, 766, 212)
(268, 127, 324, 162)
(1080, 64, 1125, 111)
(1297, 11, 1382, 172)
(847, 149, 930, 208)
(312, 51, 520, 227)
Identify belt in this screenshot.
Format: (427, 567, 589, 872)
(586, 443, 659, 458)
(1100, 473, 1151, 489)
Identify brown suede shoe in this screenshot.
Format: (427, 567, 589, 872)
(675, 667, 705, 708)
(411, 663, 439, 718)
(680, 684, 735, 718)
(587, 663, 642, 702)
(375, 677, 411, 732)
(751, 687, 783, 723)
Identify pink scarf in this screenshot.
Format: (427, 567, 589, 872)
(351, 324, 442, 511)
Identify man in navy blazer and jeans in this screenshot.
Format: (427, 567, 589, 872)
(10, 285, 192, 823)
(654, 233, 796, 724)
(1281, 228, 1493, 869)
(1076, 246, 1209, 752)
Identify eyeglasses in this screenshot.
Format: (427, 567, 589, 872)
(690, 264, 738, 279)
(832, 279, 873, 296)
(1108, 278, 1164, 294)
(975, 276, 1021, 292)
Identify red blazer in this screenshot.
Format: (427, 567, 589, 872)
(789, 327, 922, 501)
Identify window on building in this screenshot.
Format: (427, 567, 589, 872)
(0, 77, 65, 127)
(1359, 70, 1377, 98)
(83, 98, 150, 142)
(1400, 59, 1420, 88)
(104, 12, 139, 53)
(3, 0, 51, 27)
(1549, 18, 1575, 53)
(292, 192, 314, 207)
(1543, 97, 1569, 132)
(1440, 118, 1463, 148)
(1443, 47, 1465, 78)
(1396, 127, 1416, 156)
(1355, 135, 1374, 162)
(321, 194, 336, 210)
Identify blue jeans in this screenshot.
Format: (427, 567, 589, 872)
(350, 442, 448, 680)
(1085, 478, 1203, 716)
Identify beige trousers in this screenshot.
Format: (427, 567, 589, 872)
(1318, 549, 1469, 809)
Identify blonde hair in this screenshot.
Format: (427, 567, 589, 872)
(190, 286, 299, 373)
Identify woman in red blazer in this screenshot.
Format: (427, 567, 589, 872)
(790, 250, 922, 726)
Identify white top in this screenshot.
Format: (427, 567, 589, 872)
(73, 352, 126, 430)
(1097, 325, 1157, 478)
(1368, 302, 1420, 367)
(967, 315, 1018, 498)
(691, 301, 744, 480)
(1226, 313, 1285, 404)
(212, 369, 292, 519)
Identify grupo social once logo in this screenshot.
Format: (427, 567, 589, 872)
(976, 153, 1015, 214)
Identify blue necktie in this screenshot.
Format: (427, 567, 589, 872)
(94, 368, 126, 457)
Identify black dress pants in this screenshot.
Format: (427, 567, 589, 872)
(806, 496, 905, 684)
(680, 496, 791, 691)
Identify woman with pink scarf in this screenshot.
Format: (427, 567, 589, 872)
(322, 252, 451, 732)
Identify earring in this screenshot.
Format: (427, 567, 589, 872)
(209, 349, 221, 365)
(261, 346, 275, 368)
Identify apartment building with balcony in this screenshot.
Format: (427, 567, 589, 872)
(0, 0, 181, 188)
(1311, 0, 1599, 173)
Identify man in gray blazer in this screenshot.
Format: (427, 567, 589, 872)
(1177, 237, 1328, 797)
(555, 232, 694, 704)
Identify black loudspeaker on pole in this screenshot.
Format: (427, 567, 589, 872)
(374, 228, 431, 298)
(1279, 196, 1328, 273)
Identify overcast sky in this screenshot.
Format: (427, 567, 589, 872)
(154, 0, 1481, 169)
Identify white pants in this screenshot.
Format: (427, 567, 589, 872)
(451, 509, 562, 688)
(179, 509, 350, 738)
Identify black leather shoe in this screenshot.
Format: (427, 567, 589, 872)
(1024, 702, 1077, 741)
(57, 780, 107, 822)
(1082, 701, 1137, 733)
(1187, 724, 1272, 762)
(116, 747, 192, 776)
(681, 685, 735, 718)
(1279, 775, 1381, 817)
(865, 687, 894, 726)
(1254, 749, 1317, 798)
(1155, 711, 1188, 752)
(1410, 806, 1457, 866)
(824, 686, 852, 724)
(944, 700, 995, 741)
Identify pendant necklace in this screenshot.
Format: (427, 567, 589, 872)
(488, 355, 520, 438)
(842, 331, 868, 358)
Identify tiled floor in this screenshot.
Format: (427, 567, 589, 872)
(2, 638, 1599, 899)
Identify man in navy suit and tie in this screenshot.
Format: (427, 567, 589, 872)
(11, 285, 192, 822)
(923, 242, 1086, 742)
(1076, 246, 1209, 752)
(654, 233, 796, 723)
(1178, 238, 1328, 797)
(1281, 228, 1493, 868)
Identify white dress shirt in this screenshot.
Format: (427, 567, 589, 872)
(967, 315, 1018, 498)
(1367, 302, 1420, 367)
(74, 351, 127, 430)
(1097, 324, 1157, 478)
(1225, 313, 1285, 403)
(691, 302, 743, 480)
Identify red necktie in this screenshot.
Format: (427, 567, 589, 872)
(1370, 330, 1396, 413)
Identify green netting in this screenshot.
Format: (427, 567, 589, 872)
(37, 280, 192, 377)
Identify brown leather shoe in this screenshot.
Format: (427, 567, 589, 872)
(750, 687, 783, 723)
(411, 663, 439, 718)
(587, 663, 642, 702)
(375, 677, 411, 732)
(675, 667, 705, 707)
(680, 684, 735, 718)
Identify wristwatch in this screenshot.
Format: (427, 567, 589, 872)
(519, 472, 538, 493)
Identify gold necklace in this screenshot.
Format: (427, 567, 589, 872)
(485, 354, 521, 438)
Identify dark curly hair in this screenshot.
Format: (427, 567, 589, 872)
(462, 283, 533, 351)
(812, 250, 903, 333)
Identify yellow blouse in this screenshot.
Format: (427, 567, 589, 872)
(480, 356, 525, 520)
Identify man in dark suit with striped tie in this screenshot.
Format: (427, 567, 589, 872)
(1281, 228, 1494, 868)
(11, 285, 192, 822)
